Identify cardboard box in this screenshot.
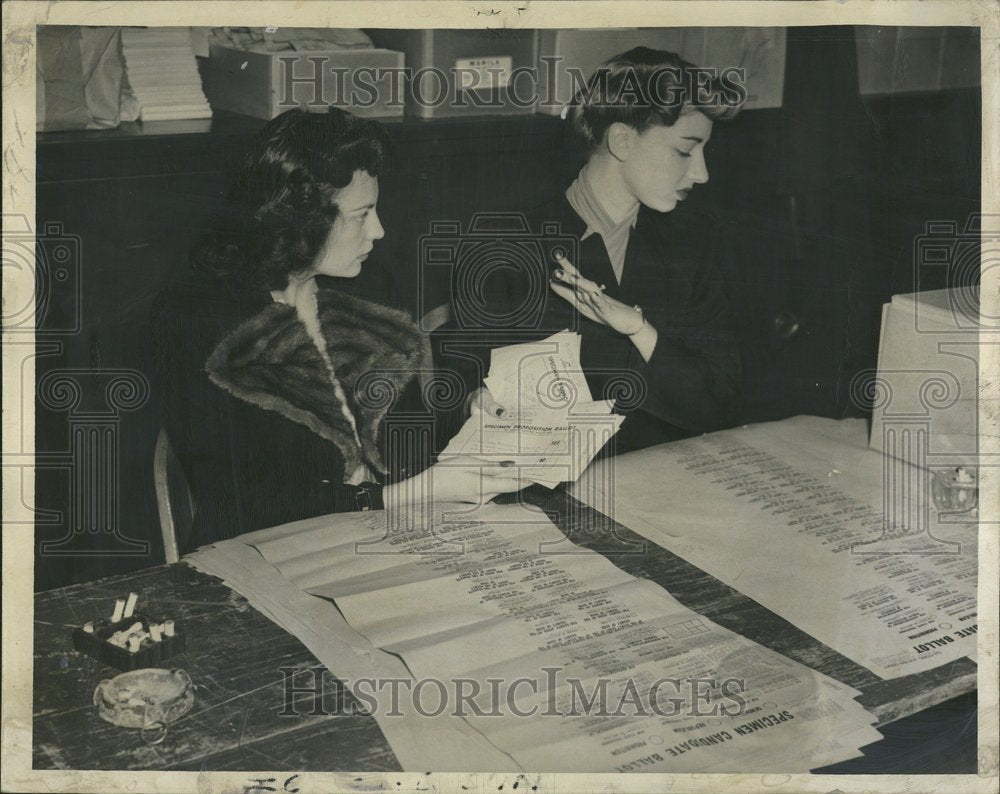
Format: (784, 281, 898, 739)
(870, 288, 982, 468)
(368, 30, 538, 118)
(202, 44, 405, 119)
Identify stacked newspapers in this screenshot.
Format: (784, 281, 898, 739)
(441, 330, 624, 487)
(121, 28, 212, 121)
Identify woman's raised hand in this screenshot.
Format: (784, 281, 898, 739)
(548, 253, 645, 336)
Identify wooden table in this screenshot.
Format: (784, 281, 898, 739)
(33, 563, 399, 772)
(33, 489, 977, 772)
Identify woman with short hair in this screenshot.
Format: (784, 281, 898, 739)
(465, 47, 744, 454)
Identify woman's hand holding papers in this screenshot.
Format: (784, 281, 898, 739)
(466, 386, 505, 419)
(549, 252, 658, 362)
(383, 455, 526, 506)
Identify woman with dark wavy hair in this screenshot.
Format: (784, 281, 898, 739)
(154, 107, 523, 549)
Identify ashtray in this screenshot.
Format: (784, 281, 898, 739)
(73, 611, 185, 671)
(93, 667, 194, 739)
(930, 466, 978, 514)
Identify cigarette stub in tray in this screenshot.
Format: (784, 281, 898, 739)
(72, 594, 185, 671)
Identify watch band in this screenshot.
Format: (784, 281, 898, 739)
(354, 481, 384, 512)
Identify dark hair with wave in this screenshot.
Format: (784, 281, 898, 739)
(568, 46, 742, 155)
(191, 107, 392, 289)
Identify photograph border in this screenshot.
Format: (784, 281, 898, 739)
(3, 2, 998, 792)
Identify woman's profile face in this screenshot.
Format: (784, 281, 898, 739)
(619, 111, 713, 213)
(311, 170, 385, 278)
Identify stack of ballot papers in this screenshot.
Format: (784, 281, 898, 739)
(441, 331, 623, 487)
(121, 28, 212, 121)
(187, 503, 884, 772)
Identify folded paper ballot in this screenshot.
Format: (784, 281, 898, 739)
(441, 331, 623, 487)
(483, 329, 589, 413)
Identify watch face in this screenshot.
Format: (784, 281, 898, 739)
(355, 483, 380, 512)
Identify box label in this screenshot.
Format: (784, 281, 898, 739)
(455, 56, 513, 90)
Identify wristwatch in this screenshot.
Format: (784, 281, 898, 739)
(625, 304, 646, 336)
(354, 481, 385, 512)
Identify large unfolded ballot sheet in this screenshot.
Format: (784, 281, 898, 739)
(570, 416, 978, 680)
(442, 330, 623, 487)
(187, 539, 520, 771)
(234, 502, 881, 772)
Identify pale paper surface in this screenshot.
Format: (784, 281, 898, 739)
(3, 1, 998, 793)
(186, 540, 521, 772)
(443, 403, 622, 487)
(239, 502, 882, 772)
(571, 416, 979, 679)
(870, 289, 984, 468)
(443, 331, 623, 487)
(483, 330, 591, 413)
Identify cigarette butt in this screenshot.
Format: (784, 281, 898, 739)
(128, 636, 141, 653)
(125, 621, 142, 634)
(83, 622, 94, 633)
(111, 599, 126, 623)
(123, 592, 139, 619)
(163, 620, 175, 637)
(150, 625, 163, 642)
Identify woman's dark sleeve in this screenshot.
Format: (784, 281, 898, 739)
(622, 225, 743, 434)
(151, 291, 371, 547)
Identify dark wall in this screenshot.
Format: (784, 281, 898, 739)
(34, 125, 245, 591)
(692, 26, 980, 422)
(33, 26, 981, 590)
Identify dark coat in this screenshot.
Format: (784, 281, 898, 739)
(152, 271, 432, 549)
(442, 194, 742, 455)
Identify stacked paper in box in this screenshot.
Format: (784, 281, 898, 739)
(121, 27, 211, 121)
(870, 288, 982, 467)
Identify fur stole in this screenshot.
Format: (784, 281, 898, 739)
(205, 288, 426, 477)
